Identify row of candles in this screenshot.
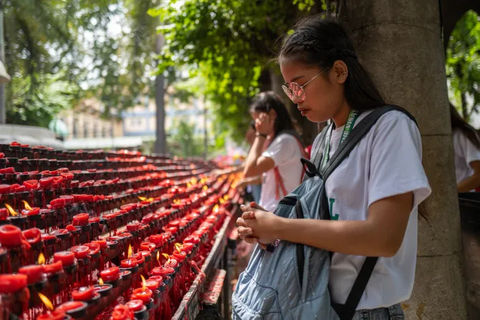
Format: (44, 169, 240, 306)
(0, 185, 237, 319)
(0, 144, 239, 319)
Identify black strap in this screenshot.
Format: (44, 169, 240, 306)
(332, 256, 378, 320)
(322, 105, 416, 181)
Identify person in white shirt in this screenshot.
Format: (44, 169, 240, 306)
(242, 91, 304, 212)
(237, 17, 431, 319)
(451, 104, 480, 192)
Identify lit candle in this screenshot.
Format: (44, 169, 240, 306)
(120, 258, 138, 268)
(130, 287, 152, 303)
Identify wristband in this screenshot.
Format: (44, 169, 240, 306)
(256, 133, 267, 138)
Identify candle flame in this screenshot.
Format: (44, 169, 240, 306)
(98, 278, 104, 285)
(5, 203, 18, 217)
(202, 185, 208, 191)
(38, 292, 54, 310)
(141, 275, 147, 290)
(190, 177, 197, 185)
(175, 243, 183, 253)
(162, 253, 170, 263)
(22, 200, 33, 210)
(173, 199, 181, 204)
(223, 195, 229, 201)
(156, 251, 160, 264)
(138, 196, 153, 203)
(38, 253, 45, 265)
(213, 205, 219, 213)
(127, 244, 133, 258)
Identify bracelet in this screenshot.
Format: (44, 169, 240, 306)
(256, 133, 267, 138)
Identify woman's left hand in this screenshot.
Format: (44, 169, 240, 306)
(240, 208, 279, 244)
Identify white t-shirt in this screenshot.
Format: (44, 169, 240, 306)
(260, 133, 303, 211)
(311, 110, 431, 310)
(452, 128, 480, 185)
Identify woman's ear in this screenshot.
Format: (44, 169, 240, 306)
(332, 60, 349, 84)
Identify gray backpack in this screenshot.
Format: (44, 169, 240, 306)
(232, 106, 415, 320)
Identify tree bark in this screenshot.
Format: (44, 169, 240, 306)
(154, 33, 167, 154)
(340, 1, 467, 319)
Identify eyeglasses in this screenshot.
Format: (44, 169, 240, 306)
(281, 71, 323, 103)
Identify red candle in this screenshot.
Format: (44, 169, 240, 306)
(110, 304, 134, 320)
(57, 301, 87, 314)
(0, 208, 7, 220)
(0, 274, 27, 293)
(151, 266, 174, 277)
(133, 253, 145, 265)
(144, 279, 159, 291)
(131, 287, 152, 303)
(43, 261, 63, 274)
(0, 225, 23, 247)
(120, 259, 137, 268)
(94, 284, 112, 297)
(18, 265, 44, 284)
(126, 221, 141, 232)
(22, 228, 42, 244)
(148, 275, 163, 283)
(70, 245, 90, 259)
(101, 266, 120, 282)
(173, 251, 187, 262)
(139, 242, 156, 252)
(72, 286, 96, 301)
(147, 234, 164, 247)
(72, 213, 90, 226)
(92, 239, 107, 249)
(125, 299, 144, 312)
(86, 242, 101, 256)
(21, 207, 40, 216)
(54, 251, 75, 267)
(165, 258, 178, 269)
(37, 310, 66, 320)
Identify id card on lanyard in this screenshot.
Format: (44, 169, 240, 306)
(320, 110, 359, 171)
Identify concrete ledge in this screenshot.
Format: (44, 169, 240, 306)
(0, 124, 63, 149)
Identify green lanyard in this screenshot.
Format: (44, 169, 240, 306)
(320, 110, 359, 171)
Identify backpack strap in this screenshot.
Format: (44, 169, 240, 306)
(273, 167, 288, 200)
(332, 257, 378, 320)
(322, 105, 416, 181)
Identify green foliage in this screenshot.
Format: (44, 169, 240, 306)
(446, 10, 480, 122)
(3, 0, 161, 125)
(167, 119, 205, 158)
(150, 0, 326, 144)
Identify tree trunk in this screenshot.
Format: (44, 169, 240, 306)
(154, 33, 167, 154)
(340, 1, 467, 319)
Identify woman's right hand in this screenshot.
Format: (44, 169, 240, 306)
(255, 112, 274, 136)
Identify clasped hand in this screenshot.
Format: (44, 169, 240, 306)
(236, 202, 279, 246)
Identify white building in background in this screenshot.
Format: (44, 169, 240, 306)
(58, 94, 210, 150)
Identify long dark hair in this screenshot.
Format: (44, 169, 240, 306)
(250, 91, 296, 139)
(450, 103, 480, 148)
(279, 16, 385, 111)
